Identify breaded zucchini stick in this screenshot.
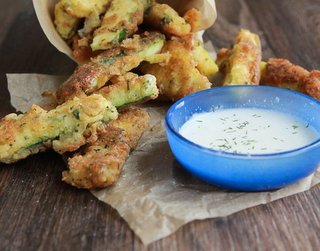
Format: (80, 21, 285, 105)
(54, 1, 79, 40)
(78, 0, 110, 37)
(62, 74, 157, 189)
(261, 58, 320, 100)
(56, 32, 166, 104)
(97, 72, 159, 107)
(192, 40, 219, 79)
(63, 107, 150, 189)
(140, 37, 211, 101)
(91, 0, 144, 51)
(221, 29, 262, 85)
(303, 71, 320, 100)
(0, 72, 159, 164)
(260, 58, 309, 88)
(183, 8, 202, 32)
(0, 95, 118, 164)
(71, 35, 99, 65)
(144, 2, 191, 37)
(54, 0, 110, 39)
(58, 0, 109, 18)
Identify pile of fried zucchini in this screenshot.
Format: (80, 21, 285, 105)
(1, 0, 319, 190)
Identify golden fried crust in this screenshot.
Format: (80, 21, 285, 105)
(56, 48, 141, 104)
(144, 3, 191, 37)
(54, 2, 79, 40)
(216, 48, 230, 68)
(72, 46, 96, 65)
(0, 117, 18, 145)
(183, 8, 202, 32)
(54, 0, 110, 40)
(96, 72, 159, 107)
(64, 127, 130, 189)
(302, 71, 320, 100)
(60, 0, 108, 18)
(140, 38, 211, 101)
(260, 58, 309, 86)
(110, 107, 150, 149)
(63, 108, 150, 189)
(78, 1, 110, 37)
(0, 95, 118, 164)
(91, 0, 144, 50)
(192, 40, 218, 78)
(71, 35, 100, 65)
(260, 59, 320, 100)
(223, 29, 262, 85)
(56, 33, 165, 104)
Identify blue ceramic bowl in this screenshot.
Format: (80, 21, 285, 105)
(165, 86, 320, 191)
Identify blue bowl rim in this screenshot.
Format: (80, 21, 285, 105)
(165, 85, 320, 159)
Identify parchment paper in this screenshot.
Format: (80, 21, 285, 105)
(32, 0, 217, 60)
(6, 73, 320, 245)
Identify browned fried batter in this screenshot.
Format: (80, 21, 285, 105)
(0, 95, 118, 164)
(140, 36, 211, 101)
(56, 32, 165, 104)
(260, 58, 320, 100)
(183, 8, 202, 32)
(144, 2, 191, 37)
(91, 0, 144, 50)
(216, 48, 230, 68)
(261, 58, 309, 86)
(57, 47, 137, 103)
(304, 71, 320, 100)
(71, 35, 99, 65)
(110, 108, 150, 149)
(221, 29, 262, 85)
(96, 72, 159, 107)
(62, 107, 150, 189)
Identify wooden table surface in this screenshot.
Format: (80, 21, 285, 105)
(0, 0, 319, 250)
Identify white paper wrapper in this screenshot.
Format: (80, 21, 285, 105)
(6, 73, 320, 245)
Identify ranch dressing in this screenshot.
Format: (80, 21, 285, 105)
(179, 108, 319, 154)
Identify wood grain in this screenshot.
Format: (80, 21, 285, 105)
(0, 0, 319, 250)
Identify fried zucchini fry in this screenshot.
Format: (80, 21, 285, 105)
(192, 40, 219, 79)
(221, 29, 262, 85)
(0, 95, 118, 164)
(71, 35, 99, 65)
(63, 107, 150, 189)
(78, 8, 107, 38)
(54, 0, 110, 40)
(56, 32, 166, 104)
(144, 2, 191, 37)
(260, 58, 309, 87)
(91, 0, 144, 51)
(140, 37, 211, 101)
(261, 58, 320, 100)
(303, 71, 320, 100)
(183, 8, 202, 32)
(0, 72, 159, 165)
(59, 0, 109, 18)
(78, 0, 110, 37)
(54, 2, 80, 40)
(97, 72, 159, 107)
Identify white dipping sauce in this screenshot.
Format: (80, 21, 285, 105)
(179, 108, 319, 154)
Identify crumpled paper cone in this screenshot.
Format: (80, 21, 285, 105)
(6, 73, 320, 245)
